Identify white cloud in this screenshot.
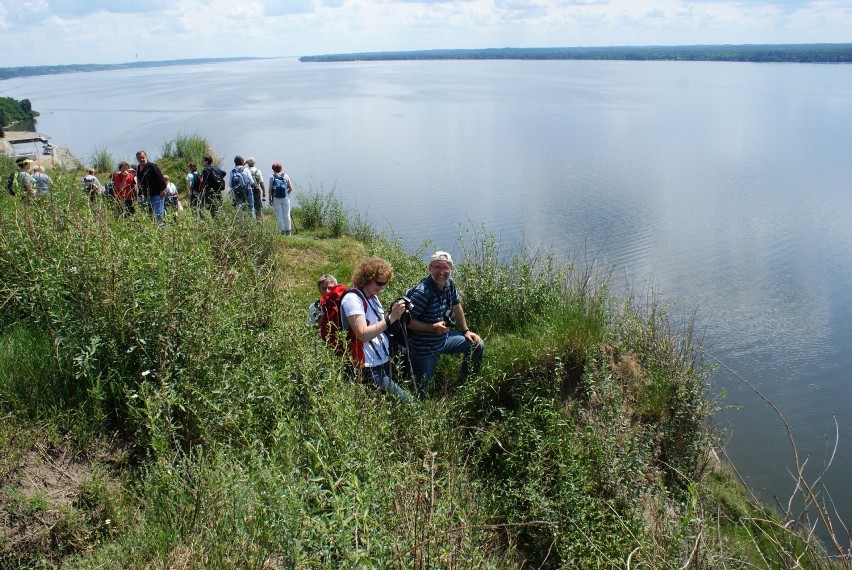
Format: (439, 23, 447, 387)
(264, 0, 317, 16)
(0, 0, 849, 66)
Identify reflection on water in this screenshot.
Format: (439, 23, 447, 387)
(3, 58, 852, 528)
(7, 117, 37, 132)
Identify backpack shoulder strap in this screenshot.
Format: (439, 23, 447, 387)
(341, 288, 369, 324)
(345, 288, 367, 304)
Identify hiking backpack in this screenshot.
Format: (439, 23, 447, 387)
(319, 285, 368, 364)
(270, 174, 290, 199)
(230, 167, 252, 198)
(248, 166, 262, 190)
(5, 171, 16, 195)
(205, 167, 226, 192)
(82, 175, 99, 196)
(188, 171, 202, 194)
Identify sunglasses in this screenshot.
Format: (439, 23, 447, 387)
(374, 280, 388, 286)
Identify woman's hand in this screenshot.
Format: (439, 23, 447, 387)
(389, 299, 407, 322)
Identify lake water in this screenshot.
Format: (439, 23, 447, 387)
(3, 57, 852, 531)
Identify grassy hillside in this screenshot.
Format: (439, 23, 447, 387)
(0, 144, 844, 568)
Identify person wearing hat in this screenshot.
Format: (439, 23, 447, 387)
(15, 157, 36, 196)
(405, 250, 484, 399)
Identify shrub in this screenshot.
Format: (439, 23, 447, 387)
(294, 184, 351, 237)
(160, 133, 213, 164)
(455, 225, 574, 335)
(0, 181, 279, 450)
(89, 146, 114, 174)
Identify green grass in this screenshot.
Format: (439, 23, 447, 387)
(1, 141, 840, 569)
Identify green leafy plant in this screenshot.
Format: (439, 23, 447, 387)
(88, 146, 114, 174)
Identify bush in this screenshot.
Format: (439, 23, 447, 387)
(89, 146, 115, 174)
(0, 183, 278, 449)
(294, 185, 351, 237)
(160, 133, 213, 165)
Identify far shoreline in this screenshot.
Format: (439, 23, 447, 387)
(299, 43, 852, 63)
(0, 56, 267, 82)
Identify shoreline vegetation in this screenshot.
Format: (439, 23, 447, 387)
(2, 136, 848, 567)
(1, 44, 850, 82)
(0, 96, 38, 139)
(0, 56, 263, 81)
(299, 44, 852, 63)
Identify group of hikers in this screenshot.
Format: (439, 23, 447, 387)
(10, 153, 478, 401)
(7, 156, 51, 195)
(310, 251, 485, 401)
(9, 152, 295, 235)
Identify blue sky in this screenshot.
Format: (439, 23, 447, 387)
(0, 0, 849, 67)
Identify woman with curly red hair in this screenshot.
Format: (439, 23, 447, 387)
(341, 257, 411, 400)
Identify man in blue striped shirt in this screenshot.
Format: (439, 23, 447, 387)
(406, 251, 484, 399)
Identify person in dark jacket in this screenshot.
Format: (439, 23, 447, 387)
(199, 155, 226, 218)
(135, 150, 167, 226)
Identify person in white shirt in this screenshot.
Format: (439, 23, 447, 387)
(341, 257, 410, 400)
(246, 157, 266, 219)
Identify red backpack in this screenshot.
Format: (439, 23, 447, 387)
(319, 285, 368, 364)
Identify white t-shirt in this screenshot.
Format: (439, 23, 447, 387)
(341, 290, 389, 367)
(248, 166, 263, 189)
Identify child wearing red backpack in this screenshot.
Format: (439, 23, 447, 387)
(308, 274, 338, 327)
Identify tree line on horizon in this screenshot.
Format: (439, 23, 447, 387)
(1, 44, 849, 83)
(300, 44, 852, 63)
(0, 56, 261, 81)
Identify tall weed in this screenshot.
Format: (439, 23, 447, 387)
(0, 183, 278, 451)
(295, 184, 351, 237)
(455, 225, 573, 335)
(160, 133, 213, 164)
(89, 146, 114, 174)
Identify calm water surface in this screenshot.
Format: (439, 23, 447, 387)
(4, 58, 852, 528)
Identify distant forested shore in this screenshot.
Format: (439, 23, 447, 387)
(3, 45, 847, 82)
(301, 44, 852, 63)
(0, 56, 264, 81)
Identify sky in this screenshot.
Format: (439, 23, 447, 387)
(0, 0, 850, 67)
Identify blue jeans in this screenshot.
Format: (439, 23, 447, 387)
(411, 332, 484, 399)
(233, 188, 255, 218)
(361, 362, 410, 401)
(148, 194, 165, 226)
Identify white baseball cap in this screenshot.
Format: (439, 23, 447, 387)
(430, 251, 454, 266)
